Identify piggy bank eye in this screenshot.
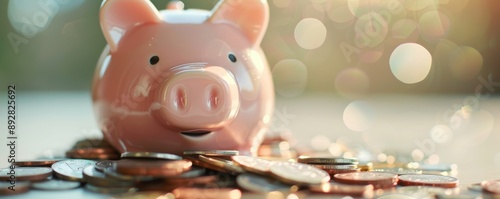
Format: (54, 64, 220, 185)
(228, 53, 237, 63)
(149, 55, 160, 65)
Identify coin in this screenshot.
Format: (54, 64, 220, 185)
(163, 175, 218, 186)
(198, 155, 245, 175)
(373, 168, 423, 175)
(0, 167, 52, 182)
(183, 150, 239, 156)
(183, 155, 228, 173)
(51, 159, 96, 181)
(232, 156, 275, 175)
(12, 159, 61, 167)
(95, 160, 115, 172)
(398, 174, 459, 188)
(115, 159, 192, 177)
(66, 148, 119, 160)
(172, 187, 242, 199)
(73, 138, 112, 149)
(121, 152, 182, 160)
(468, 183, 483, 192)
(83, 165, 134, 187)
(322, 168, 361, 175)
(0, 181, 30, 195)
(310, 164, 357, 170)
(396, 185, 460, 197)
(103, 167, 155, 182)
(297, 156, 359, 165)
(269, 161, 330, 185)
(236, 173, 291, 193)
(481, 180, 500, 194)
(84, 184, 137, 194)
(333, 172, 398, 187)
(31, 179, 81, 190)
(309, 182, 374, 197)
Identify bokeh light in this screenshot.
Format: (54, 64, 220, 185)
(272, 59, 308, 98)
(418, 10, 450, 42)
(403, 0, 438, 11)
(448, 46, 483, 81)
(389, 43, 432, 84)
(273, 0, 291, 8)
(335, 67, 370, 99)
(354, 12, 388, 48)
(391, 19, 419, 42)
(343, 101, 375, 132)
(412, 149, 424, 162)
(310, 135, 331, 151)
(294, 18, 327, 50)
(427, 154, 440, 164)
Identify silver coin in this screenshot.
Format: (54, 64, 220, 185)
(51, 159, 96, 181)
(84, 184, 137, 194)
(83, 165, 134, 187)
(31, 179, 81, 190)
(0, 167, 53, 182)
(269, 161, 330, 185)
(232, 156, 274, 175)
(467, 183, 483, 192)
(373, 168, 422, 175)
(183, 150, 239, 156)
(95, 160, 115, 172)
(121, 152, 182, 160)
(236, 173, 291, 193)
(0, 181, 30, 195)
(297, 156, 359, 165)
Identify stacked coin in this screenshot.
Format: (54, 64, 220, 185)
(297, 156, 361, 175)
(333, 171, 399, 189)
(65, 138, 120, 160)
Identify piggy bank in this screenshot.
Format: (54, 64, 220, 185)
(92, 0, 274, 156)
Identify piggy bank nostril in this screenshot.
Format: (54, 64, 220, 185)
(173, 87, 188, 111)
(207, 86, 220, 111)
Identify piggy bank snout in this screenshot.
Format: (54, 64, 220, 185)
(158, 66, 240, 130)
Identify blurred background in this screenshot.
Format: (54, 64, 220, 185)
(1, 0, 500, 185)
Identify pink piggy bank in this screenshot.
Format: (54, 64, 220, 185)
(92, 0, 274, 156)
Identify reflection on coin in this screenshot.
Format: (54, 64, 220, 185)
(0, 167, 52, 182)
(237, 173, 291, 193)
(0, 181, 30, 195)
(232, 156, 274, 175)
(121, 152, 182, 160)
(13, 159, 61, 167)
(309, 182, 374, 197)
(115, 159, 192, 177)
(373, 168, 422, 175)
(269, 161, 330, 185)
(84, 184, 137, 194)
(172, 187, 242, 199)
(31, 179, 81, 190)
(95, 160, 115, 172)
(297, 156, 359, 165)
(51, 159, 96, 181)
(398, 174, 459, 188)
(83, 165, 133, 187)
(183, 150, 239, 156)
(199, 155, 245, 175)
(111, 191, 174, 199)
(333, 172, 398, 187)
(481, 180, 500, 194)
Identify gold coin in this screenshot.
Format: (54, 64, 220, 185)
(198, 155, 245, 175)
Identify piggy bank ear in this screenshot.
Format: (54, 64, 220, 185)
(100, 0, 161, 52)
(208, 0, 269, 46)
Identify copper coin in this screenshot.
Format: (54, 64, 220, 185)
(66, 149, 119, 160)
(83, 165, 133, 187)
(232, 156, 274, 175)
(183, 155, 228, 173)
(13, 159, 61, 167)
(172, 187, 242, 199)
(323, 168, 361, 175)
(183, 150, 239, 156)
(95, 160, 115, 172)
(31, 179, 81, 190)
(73, 138, 112, 149)
(121, 152, 182, 160)
(163, 175, 218, 186)
(51, 159, 96, 181)
(103, 167, 155, 182)
(309, 182, 374, 197)
(0, 181, 30, 195)
(481, 180, 500, 194)
(198, 155, 245, 175)
(297, 156, 358, 165)
(115, 159, 192, 177)
(398, 174, 459, 188)
(269, 161, 330, 185)
(333, 172, 398, 187)
(0, 167, 52, 182)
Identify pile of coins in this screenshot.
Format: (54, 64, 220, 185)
(1, 138, 500, 198)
